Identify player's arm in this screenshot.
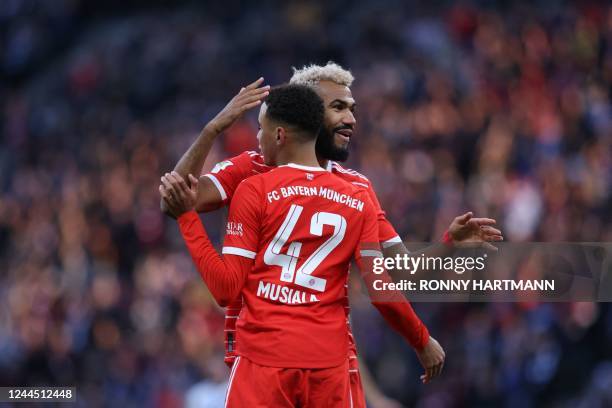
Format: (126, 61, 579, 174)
(160, 171, 259, 306)
(160, 78, 269, 217)
(380, 215, 503, 279)
(367, 186, 451, 383)
(365, 182, 503, 277)
(362, 186, 431, 347)
(354, 192, 444, 383)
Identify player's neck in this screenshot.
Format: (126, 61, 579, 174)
(277, 143, 320, 168)
(317, 157, 330, 169)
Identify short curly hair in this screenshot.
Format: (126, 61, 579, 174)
(264, 84, 324, 139)
(289, 61, 354, 87)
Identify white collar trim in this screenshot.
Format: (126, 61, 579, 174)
(282, 163, 326, 172)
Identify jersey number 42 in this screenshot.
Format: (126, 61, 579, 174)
(264, 204, 346, 292)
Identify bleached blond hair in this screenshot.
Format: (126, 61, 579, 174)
(289, 61, 354, 87)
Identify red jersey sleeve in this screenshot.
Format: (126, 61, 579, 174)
(364, 183, 402, 247)
(221, 178, 262, 258)
(355, 191, 430, 350)
(177, 210, 253, 307)
(177, 179, 262, 307)
(203, 151, 254, 205)
(354, 190, 383, 264)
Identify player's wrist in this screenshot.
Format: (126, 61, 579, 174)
(414, 325, 430, 351)
(421, 334, 431, 349)
(442, 230, 454, 247)
(177, 209, 198, 223)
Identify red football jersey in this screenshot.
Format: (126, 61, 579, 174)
(205, 152, 398, 366)
(220, 163, 380, 368)
(204, 151, 401, 244)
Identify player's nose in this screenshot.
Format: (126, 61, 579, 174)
(343, 110, 356, 127)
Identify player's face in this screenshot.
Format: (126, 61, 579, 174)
(314, 80, 356, 162)
(257, 103, 279, 166)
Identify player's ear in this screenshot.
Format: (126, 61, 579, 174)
(276, 127, 285, 145)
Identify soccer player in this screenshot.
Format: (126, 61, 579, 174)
(162, 63, 501, 403)
(161, 84, 426, 406)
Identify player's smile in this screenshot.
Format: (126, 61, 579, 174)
(334, 126, 353, 145)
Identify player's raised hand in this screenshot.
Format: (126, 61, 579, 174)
(448, 212, 503, 251)
(159, 171, 199, 218)
(206, 77, 270, 135)
(415, 336, 445, 384)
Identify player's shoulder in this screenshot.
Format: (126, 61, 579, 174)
(243, 150, 264, 163)
(241, 151, 268, 164)
(236, 164, 302, 196)
(228, 150, 261, 168)
(329, 162, 371, 189)
(324, 165, 369, 196)
(234, 164, 268, 193)
(213, 150, 269, 173)
(237, 150, 262, 161)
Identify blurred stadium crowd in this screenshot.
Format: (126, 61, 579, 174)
(1, 0, 611, 406)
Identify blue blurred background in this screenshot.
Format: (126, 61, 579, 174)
(1, 0, 611, 406)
